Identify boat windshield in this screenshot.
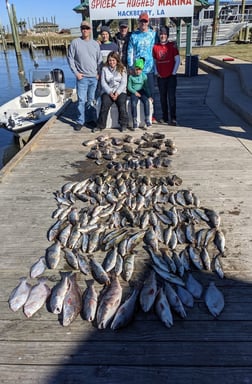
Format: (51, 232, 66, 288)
(32, 70, 54, 83)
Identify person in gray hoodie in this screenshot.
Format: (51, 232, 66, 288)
(68, 20, 102, 131)
(95, 51, 128, 132)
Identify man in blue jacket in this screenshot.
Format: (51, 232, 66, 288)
(127, 12, 158, 124)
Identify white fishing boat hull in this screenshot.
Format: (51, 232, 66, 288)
(0, 68, 73, 136)
(169, 21, 247, 47)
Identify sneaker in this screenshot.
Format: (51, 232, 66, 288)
(74, 123, 83, 131)
(133, 119, 138, 129)
(171, 119, 177, 126)
(146, 120, 152, 128)
(120, 126, 127, 132)
(152, 116, 158, 124)
(128, 126, 136, 131)
(159, 118, 168, 124)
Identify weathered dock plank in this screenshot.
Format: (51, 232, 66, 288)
(0, 67, 252, 383)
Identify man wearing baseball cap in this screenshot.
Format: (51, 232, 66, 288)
(127, 12, 158, 124)
(113, 20, 131, 67)
(68, 20, 102, 131)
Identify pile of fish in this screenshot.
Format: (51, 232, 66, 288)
(9, 132, 226, 330)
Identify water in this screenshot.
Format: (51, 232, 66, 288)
(0, 47, 76, 169)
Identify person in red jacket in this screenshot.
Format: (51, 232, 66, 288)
(152, 26, 180, 126)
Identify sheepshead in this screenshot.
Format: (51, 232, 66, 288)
(127, 231, 145, 253)
(164, 207, 178, 227)
(152, 264, 185, 286)
(61, 180, 78, 194)
(205, 282, 224, 317)
(140, 210, 150, 229)
(47, 219, 63, 242)
(172, 251, 184, 277)
(139, 270, 158, 312)
(200, 247, 211, 271)
(82, 279, 98, 322)
(45, 240, 61, 269)
(87, 228, 103, 253)
(89, 256, 110, 285)
(102, 246, 118, 272)
(204, 228, 217, 247)
(68, 207, 80, 226)
(177, 286, 194, 308)
(62, 273, 82, 326)
(23, 278, 51, 318)
(164, 282, 187, 318)
(163, 226, 173, 246)
(175, 190, 187, 206)
(194, 208, 209, 223)
(155, 288, 173, 328)
(118, 237, 128, 257)
(64, 248, 79, 270)
(81, 232, 89, 253)
(110, 285, 140, 330)
(67, 223, 82, 249)
(49, 271, 71, 314)
(144, 228, 159, 252)
(175, 224, 186, 244)
(161, 248, 177, 273)
(58, 223, 72, 247)
(103, 229, 128, 251)
(145, 246, 168, 272)
(185, 273, 203, 299)
(114, 253, 124, 276)
(196, 228, 208, 248)
(214, 229, 225, 255)
(96, 276, 122, 329)
(185, 223, 196, 244)
(122, 254, 135, 282)
(205, 209, 221, 228)
(168, 229, 178, 250)
(30, 256, 47, 278)
(183, 189, 194, 205)
(9, 277, 32, 312)
(76, 251, 90, 275)
(179, 248, 190, 271)
(188, 245, 204, 270)
(214, 255, 225, 279)
(52, 205, 70, 220)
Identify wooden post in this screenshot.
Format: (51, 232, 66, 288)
(0, 20, 7, 52)
(211, 0, 219, 46)
(6, 1, 21, 56)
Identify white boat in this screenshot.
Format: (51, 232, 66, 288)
(155, 1, 252, 47)
(0, 68, 73, 138)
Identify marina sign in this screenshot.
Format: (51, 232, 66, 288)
(89, 0, 193, 20)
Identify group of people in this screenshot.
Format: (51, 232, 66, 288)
(67, 13, 180, 132)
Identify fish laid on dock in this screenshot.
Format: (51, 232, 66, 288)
(8, 132, 227, 330)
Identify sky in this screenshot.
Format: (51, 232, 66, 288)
(0, 0, 82, 30)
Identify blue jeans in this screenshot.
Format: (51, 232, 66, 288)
(130, 91, 150, 122)
(76, 77, 97, 125)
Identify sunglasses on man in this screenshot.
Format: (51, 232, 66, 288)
(81, 26, 90, 30)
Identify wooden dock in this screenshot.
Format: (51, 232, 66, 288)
(1, 65, 252, 383)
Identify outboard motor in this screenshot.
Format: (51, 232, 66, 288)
(51, 69, 65, 94)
